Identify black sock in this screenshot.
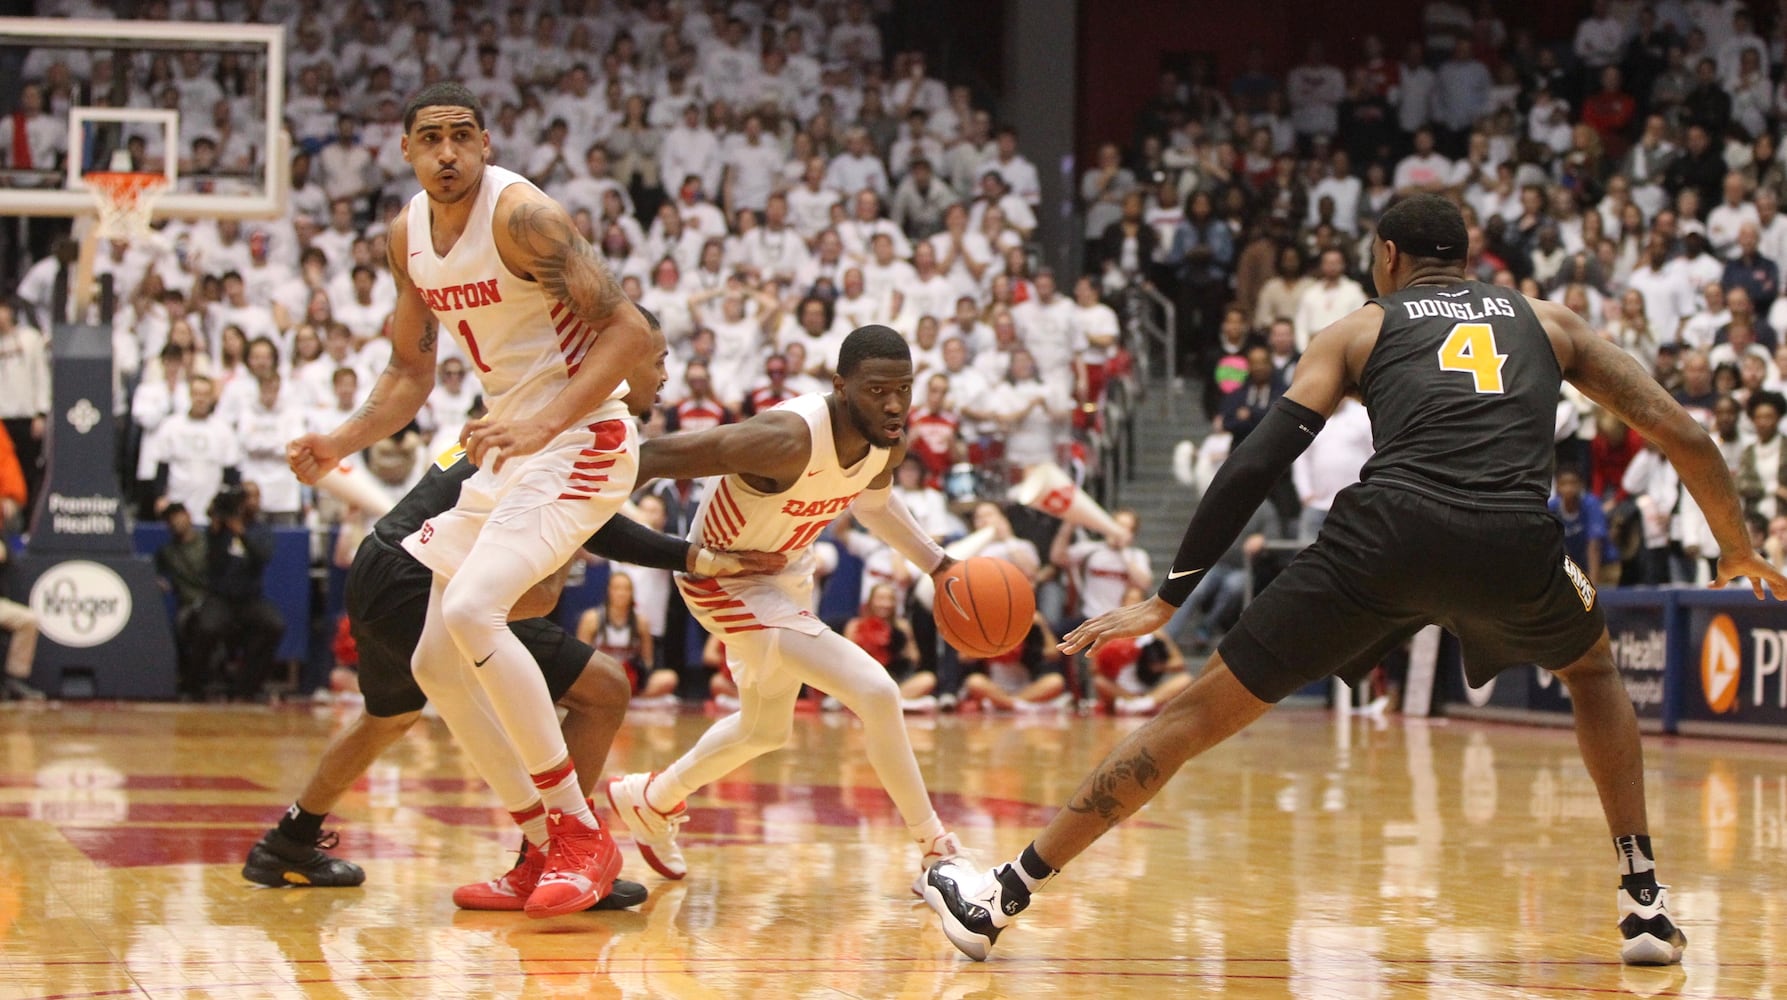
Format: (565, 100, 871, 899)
(1615, 834, 1658, 897)
(1017, 844, 1058, 886)
(277, 803, 327, 845)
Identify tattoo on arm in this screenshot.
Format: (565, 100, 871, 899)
(507, 201, 624, 323)
(1066, 746, 1162, 830)
(418, 316, 437, 355)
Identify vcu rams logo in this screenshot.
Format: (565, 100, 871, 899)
(1562, 557, 1596, 611)
(1701, 614, 1741, 714)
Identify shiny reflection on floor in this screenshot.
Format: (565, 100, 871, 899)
(0, 701, 1783, 999)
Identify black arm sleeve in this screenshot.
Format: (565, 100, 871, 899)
(1157, 398, 1326, 607)
(583, 513, 694, 572)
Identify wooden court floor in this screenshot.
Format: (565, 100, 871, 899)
(0, 701, 1782, 999)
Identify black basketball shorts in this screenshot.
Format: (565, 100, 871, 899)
(345, 537, 595, 718)
(1219, 483, 1606, 703)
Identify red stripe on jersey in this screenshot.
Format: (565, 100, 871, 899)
(569, 472, 608, 484)
(716, 480, 747, 531)
(562, 325, 592, 356)
(588, 421, 627, 452)
(711, 612, 756, 623)
(558, 492, 595, 501)
(555, 311, 577, 337)
(708, 494, 739, 537)
(549, 301, 566, 319)
(723, 624, 768, 634)
(573, 459, 616, 470)
(691, 598, 744, 610)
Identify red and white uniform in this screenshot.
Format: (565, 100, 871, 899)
(677, 394, 887, 673)
(666, 396, 732, 433)
(906, 406, 959, 485)
(400, 164, 636, 576)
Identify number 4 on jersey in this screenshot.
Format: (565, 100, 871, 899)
(1437, 322, 1507, 394)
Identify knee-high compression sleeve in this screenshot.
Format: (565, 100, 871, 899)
(850, 485, 946, 574)
(1157, 398, 1326, 607)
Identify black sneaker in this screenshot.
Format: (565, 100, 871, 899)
(591, 878, 648, 910)
(242, 828, 367, 888)
(1619, 884, 1687, 965)
(921, 859, 1030, 961)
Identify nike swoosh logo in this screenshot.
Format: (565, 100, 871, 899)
(410, 250, 422, 257)
(942, 577, 970, 617)
(1434, 244, 1454, 251)
(1165, 568, 1202, 580)
(806, 470, 822, 477)
(473, 652, 495, 668)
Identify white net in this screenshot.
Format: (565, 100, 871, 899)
(85, 170, 169, 242)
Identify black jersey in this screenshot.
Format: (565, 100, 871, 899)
(1358, 281, 1559, 511)
(369, 449, 475, 551)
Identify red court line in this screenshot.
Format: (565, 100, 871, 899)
(9, 967, 1753, 1000)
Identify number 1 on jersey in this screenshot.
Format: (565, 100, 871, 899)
(1437, 322, 1507, 394)
(457, 319, 493, 373)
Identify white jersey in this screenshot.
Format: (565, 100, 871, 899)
(405, 164, 628, 425)
(688, 393, 888, 559)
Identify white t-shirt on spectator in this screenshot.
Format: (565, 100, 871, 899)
(236, 398, 307, 515)
(1065, 540, 1151, 618)
(1393, 152, 1452, 191)
(139, 411, 241, 525)
(1707, 201, 1761, 256)
(1625, 263, 1695, 339)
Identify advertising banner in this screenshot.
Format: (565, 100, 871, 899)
(1677, 592, 1787, 740)
(1444, 591, 1671, 729)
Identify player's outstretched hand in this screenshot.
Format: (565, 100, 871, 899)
(287, 433, 342, 486)
(1059, 595, 1176, 656)
(462, 416, 556, 472)
(1712, 551, 1787, 600)
(693, 548, 787, 578)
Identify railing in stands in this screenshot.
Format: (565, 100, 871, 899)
(1115, 281, 1176, 389)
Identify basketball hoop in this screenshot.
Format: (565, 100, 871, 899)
(83, 170, 169, 242)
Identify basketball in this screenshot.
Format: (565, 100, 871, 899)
(932, 557, 1036, 659)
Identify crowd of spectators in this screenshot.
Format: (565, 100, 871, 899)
(12, 0, 1787, 709)
(1111, 0, 1787, 634)
(0, 0, 1130, 705)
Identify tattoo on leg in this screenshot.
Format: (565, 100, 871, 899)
(1067, 747, 1161, 829)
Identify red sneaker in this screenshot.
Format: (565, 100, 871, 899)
(453, 840, 544, 911)
(524, 810, 622, 919)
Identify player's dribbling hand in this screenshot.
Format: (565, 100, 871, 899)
(1058, 595, 1176, 656)
(287, 433, 342, 486)
(1712, 551, 1787, 600)
(462, 416, 556, 472)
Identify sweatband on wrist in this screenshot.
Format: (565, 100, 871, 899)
(1157, 397, 1325, 607)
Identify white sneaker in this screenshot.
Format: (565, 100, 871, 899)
(911, 830, 971, 897)
(1115, 695, 1155, 715)
(821, 696, 843, 712)
(713, 693, 742, 712)
(1014, 692, 1072, 713)
(603, 772, 689, 880)
(902, 695, 939, 713)
(1619, 884, 1686, 965)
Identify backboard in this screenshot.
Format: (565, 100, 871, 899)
(0, 16, 286, 221)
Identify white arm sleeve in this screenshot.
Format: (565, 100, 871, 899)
(849, 484, 947, 575)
